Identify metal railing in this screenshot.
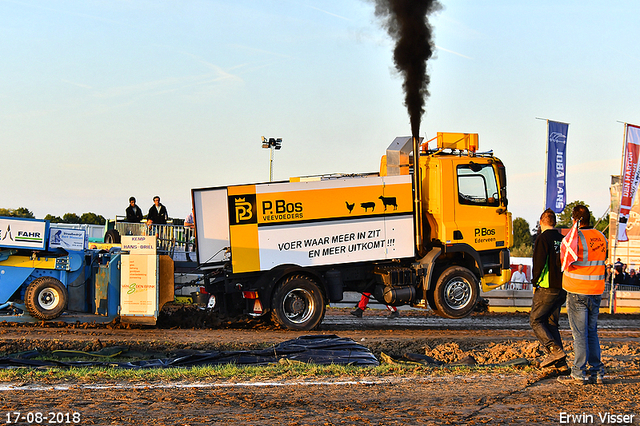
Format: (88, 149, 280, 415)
(498, 282, 640, 293)
(498, 281, 533, 291)
(114, 220, 195, 255)
(605, 283, 640, 292)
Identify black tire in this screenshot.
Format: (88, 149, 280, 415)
(104, 229, 121, 244)
(426, 289, 438, 313)
(270, 275, 325, 331)
(24, 277, 69, 320)
(431, 266, 479, 319)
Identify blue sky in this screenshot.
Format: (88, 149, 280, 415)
(2, 0, 638, 229)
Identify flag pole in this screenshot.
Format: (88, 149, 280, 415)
(545, 119, 549, 212)
(610, 122, 628, 314)
(536, 117, 549, 213)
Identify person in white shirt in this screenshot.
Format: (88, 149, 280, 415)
(511, 264, 528, 290)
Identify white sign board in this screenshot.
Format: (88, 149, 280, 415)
(121, 236, 157, 255)
(0, 217, 48, 250)
(120, 254, 158, 317)
(49, 228, 87, 250)
(257, 216, 414, 270)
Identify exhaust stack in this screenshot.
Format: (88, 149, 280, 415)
(412, 136, 424, 257)
(385, 136, 424, 257)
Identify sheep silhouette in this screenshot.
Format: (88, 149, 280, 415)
(378, 196, 398, 211)
(345, 201, 355, 213)
(360, 202, 375, 212)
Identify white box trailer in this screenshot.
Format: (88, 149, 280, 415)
(193, 174, 415, 272)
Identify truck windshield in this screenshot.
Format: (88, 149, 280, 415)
(457, 164, 500, 207)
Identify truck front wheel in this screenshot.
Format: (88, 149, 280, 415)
(431, 266, 479, 319)
(271, 275, 325, 331)
(24, 277, 69, 320)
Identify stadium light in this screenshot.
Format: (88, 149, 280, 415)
(261, 137, 282, 181)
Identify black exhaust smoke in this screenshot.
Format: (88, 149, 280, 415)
(370, 0, 441, 257)
(371, 0, 442, 138)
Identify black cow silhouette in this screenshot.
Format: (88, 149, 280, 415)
(345, 201, 355, 213)
(378, 196, 397, 211)
(361, 202, 375, 212)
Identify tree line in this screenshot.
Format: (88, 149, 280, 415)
(2, 201, 610, 250)
(512, 200, 609, 257)
(0, 207, 106, 225)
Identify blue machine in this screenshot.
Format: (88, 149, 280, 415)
(0, 216, 120, 321)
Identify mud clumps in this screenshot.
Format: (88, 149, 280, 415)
(368, 338, 640, 369)
(420, 340, 542, 365)
(365, 338, 545, 365)
(423, 340, 557, 365)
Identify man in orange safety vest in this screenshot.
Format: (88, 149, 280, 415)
(558, 204, 607, 385)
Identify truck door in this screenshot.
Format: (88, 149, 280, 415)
(454, 162, 509, 252)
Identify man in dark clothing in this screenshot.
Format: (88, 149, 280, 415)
(529, 208, 567, 369)
(148, 196, 168, 225)
(125, 197, 143, 223)
(614, 264, 629, 285)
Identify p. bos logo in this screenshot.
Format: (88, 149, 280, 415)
(228, 194, 257, 225)
(475, 228, 496, 237)
(234, 198, 253, 222)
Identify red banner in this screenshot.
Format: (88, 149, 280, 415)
(617, 124, 640, 242)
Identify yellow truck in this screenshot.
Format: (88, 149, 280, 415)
(192, 133, 512, 330)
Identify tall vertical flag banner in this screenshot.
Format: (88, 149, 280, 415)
(616, 124, 640, 242)
(545, 120, 569, 213)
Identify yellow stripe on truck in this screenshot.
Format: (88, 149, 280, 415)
(256, 180, 412, 225)
(228, 185, 260, 274)
(229, 223, 260, 273)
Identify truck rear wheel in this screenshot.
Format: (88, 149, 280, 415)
(24, 277, 69, 320)
(431, 266, 478, 319)
(271, 275, 325, 331)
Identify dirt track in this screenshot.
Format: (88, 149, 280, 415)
(0, 309, 639, 425)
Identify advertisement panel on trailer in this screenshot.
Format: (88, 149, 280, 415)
(257, 215, 414, 270)
(0, 217, 48, 250)
(195, 174, 416, 273)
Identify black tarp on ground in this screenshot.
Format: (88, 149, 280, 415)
(0, 335, 379, 369)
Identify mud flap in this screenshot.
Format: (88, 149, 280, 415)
(158, 255, 175, 310)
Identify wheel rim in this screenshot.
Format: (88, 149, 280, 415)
(443, 277, 473, 311)
(37, 287, 61, 310)
(281, 287, 314, 324)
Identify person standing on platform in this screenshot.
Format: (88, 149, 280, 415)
(125, 197, 143, 223)
(148, 196, 168, 225)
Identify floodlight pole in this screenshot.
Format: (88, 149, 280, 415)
(262, 137, 282, 182)
(269, 144, 275, 182)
